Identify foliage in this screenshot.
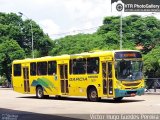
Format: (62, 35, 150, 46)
(0, 77, 6, 86)
(143, 45, 160, 78)
(0, 12, 53, 57)
(51, 15, 160, 56)
(0, 39, 25, 82)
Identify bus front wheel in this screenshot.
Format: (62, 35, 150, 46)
(36, 86, 44, 99)
(87, 87, 100, 102)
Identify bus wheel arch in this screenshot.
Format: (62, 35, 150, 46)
(36, 85, 44, 99)
(87, 85, 101, 102)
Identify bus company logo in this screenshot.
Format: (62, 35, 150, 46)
(69, 77, 87, 81)
(116, 3, 123, 12)
(111, 0, 125, 12)
(111, 0, 160, 12)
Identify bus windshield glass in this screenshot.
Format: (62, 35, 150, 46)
(115, 51, 143, 81)
(115, 60, 143, 81)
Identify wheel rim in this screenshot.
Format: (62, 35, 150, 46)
(38, 88, 43, 98)
(91, 91, 97, 98)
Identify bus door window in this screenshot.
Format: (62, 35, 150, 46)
(102, 63, 107, 94)
(108, 62, 113, 95)
(102, 62, 113, 95)
(23, 67, 30, 92)
(60, 64, 68, 94)
(60, 65, 64, 79)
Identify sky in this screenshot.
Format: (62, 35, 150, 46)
(0, 0, 160, 40)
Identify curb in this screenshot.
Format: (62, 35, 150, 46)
(0, 88, 13, 90)
(144, 92, 160, 95)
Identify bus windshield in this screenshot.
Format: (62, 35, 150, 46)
(115, 60, 143, 81)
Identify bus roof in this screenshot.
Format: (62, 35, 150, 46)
(12, 50, 140, 64)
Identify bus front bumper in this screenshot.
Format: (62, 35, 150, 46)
(114, 88, 144, 98)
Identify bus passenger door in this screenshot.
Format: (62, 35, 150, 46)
(102, 61, 113, 97)
(23, 67, 30, 93)
(59, 64, 69, 95)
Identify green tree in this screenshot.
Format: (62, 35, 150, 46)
(97, 15, 160, 53)
(0, 12, 53, 57)
(0, 39, 25, 82)
(143, 46, 160, 78)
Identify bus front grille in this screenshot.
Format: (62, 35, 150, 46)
(125, 87, 138, 90)
(123, 82, 140, 86)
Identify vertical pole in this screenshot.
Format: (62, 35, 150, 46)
(120, 11, 123, 50)
(154, 79, 156, 92)
(30, 22, 34, 58)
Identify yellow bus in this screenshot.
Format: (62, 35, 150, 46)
(12, 50, 144, 102)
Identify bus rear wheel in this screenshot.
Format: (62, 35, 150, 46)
(36, 86, 44, 99)
(114, 97, 123, 102)
(87, 87, 100, 102)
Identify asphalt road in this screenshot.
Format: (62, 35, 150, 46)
(0, 88, 160, 120)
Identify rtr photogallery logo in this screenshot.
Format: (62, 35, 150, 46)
(1, 114, 18, 120)
(116, 3, 123, 11)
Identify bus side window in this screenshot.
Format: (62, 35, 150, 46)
(30, 62, 36, 76)
(13, 64, 21, 76)
(48, 61, 57, 75)
(87, 57, 99, 74)
(37, 62, 47, 75)
(70, 58, 86, 74)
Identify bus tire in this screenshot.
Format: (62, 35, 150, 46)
(87, 87, 99, 102)
(114, 97, 123, 102)
(36, 86, 44, 99)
